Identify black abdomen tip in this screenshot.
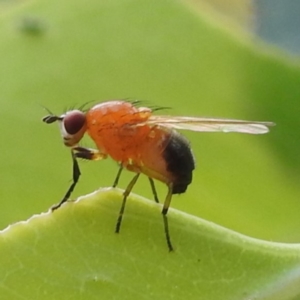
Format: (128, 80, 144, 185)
(163, 131, 195, 194)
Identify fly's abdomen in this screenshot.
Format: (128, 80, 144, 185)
(163, 131, 195, 194)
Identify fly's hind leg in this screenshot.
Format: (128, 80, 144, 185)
(149, 177, 175, 251)
(115, 173, 140, 233)
(161, 183, 174, 252)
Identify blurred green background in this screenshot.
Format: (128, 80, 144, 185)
(1, 0, 300, 243)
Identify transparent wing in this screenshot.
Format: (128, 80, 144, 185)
(143, 116, 275, 134)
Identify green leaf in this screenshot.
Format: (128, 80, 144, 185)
(1, 189, 300, 300)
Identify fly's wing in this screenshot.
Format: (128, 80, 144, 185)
(143, 116, 275, 134)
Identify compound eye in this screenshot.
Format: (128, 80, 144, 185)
(63, 110, 86, 135)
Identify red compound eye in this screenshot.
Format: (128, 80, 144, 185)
(63, 110, 86, 135)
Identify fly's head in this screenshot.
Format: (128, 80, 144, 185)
(43, 109, 87, 147)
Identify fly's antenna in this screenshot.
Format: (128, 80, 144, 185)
(42, 115, 63, 124)
(40, 104, 54, 115)
(40, 104, 62, 124)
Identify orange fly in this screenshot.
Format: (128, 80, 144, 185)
(43, 100, 274, 251)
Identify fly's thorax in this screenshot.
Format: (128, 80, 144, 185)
(86, 100, 152, 126)
(59, 110, 87, 147)
(85, 101, 153, 160)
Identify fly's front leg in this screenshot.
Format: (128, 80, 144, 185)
(51, 147, 107, 212)
(51, 150, 80, 211)
(73, 146, 107, 161)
